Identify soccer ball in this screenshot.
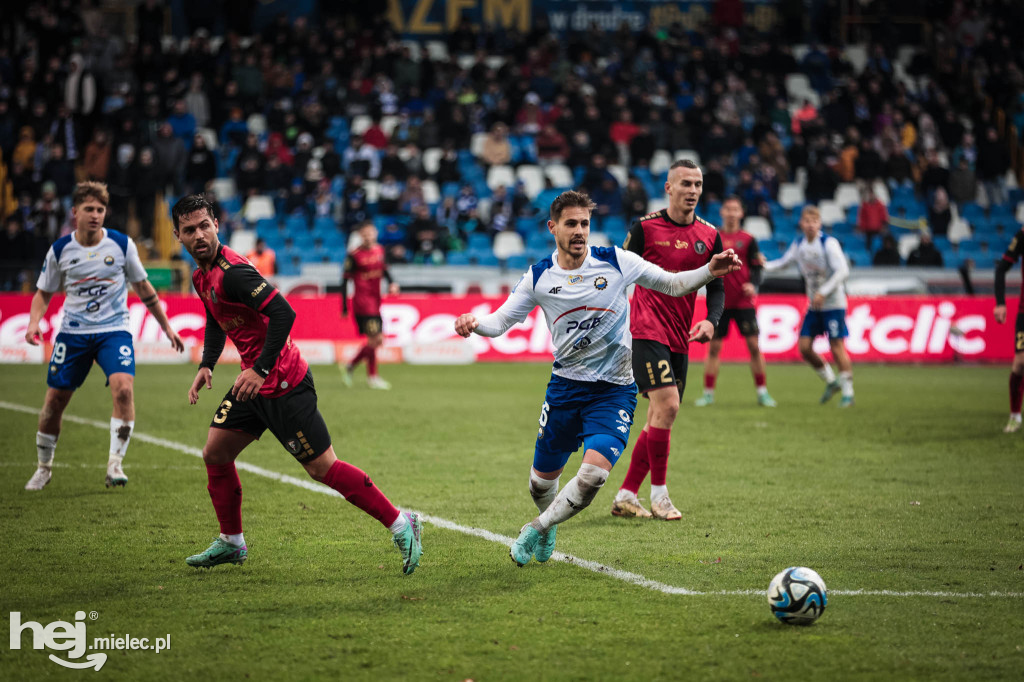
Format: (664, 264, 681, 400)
(767, 566, 827, 625)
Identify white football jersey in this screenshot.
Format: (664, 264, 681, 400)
(36, 228, 149, 335)
(765, 233, 849, 310)
(474, 246, 715, 385)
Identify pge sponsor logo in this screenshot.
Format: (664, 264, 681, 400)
(565, 316, 602, 333)
(77, 284, 108, 297)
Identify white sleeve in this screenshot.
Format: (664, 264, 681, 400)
(763, 240, 797, 272)
(818, 237, 850, 296)
(473, 271, 538, 337)
(35, 247, 61, 293)
(125, 239, 149, 283)
(618, 248, 716, 297)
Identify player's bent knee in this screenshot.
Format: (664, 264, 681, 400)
(302, 449, 337, 482)
(570, 463, 609, 508)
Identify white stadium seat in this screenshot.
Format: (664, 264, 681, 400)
(834, 183, 861, 209)
(778, 183, 806, 209)
(470, 132, 488, 158)
(486, 165, 516, 192)
(422, 147, 443, 176)
(673, 149, 701, 166)
(421, 179, 440, 204)
(492, 232, 525, 260)
(211, 177, 236, 200)
(607, 164, 629, 188)
(350, 115, 372, 137)
(742, 216, 773, 240)
(229, 229, 257, 255)
(515, 165, 545, 200)
(544, 164, 573, 188)
(650, 150, 673, 175)
(242, 195, 274, 222)
(818, 200, 847, 226)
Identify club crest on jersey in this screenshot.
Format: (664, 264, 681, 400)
(675, 240, 688, 249)
(104, 255, 115, 266)
(594, 276, 608, 290)
(286, 439, 301, 455)
(695, 242, 707, 255)
(567, 275, 584, 285)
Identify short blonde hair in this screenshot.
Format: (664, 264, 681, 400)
(72, 181, 109, 207)
(800, 205, 821, 221)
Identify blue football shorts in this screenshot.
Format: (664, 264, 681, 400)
(533, 374, 638, 473)
(46, 331, 136, 390)
(800, 309, 848, 340)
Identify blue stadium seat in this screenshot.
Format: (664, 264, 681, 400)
(313, 216, 336, 232)
(445, 251, 471, 266)
(758, 239, 781, 261)
(516, 216, 543, 236)
(467, 233, 492, 251)
(467, 248, 499, 266)
(285, 214, 309, 232)
(526, 231, 554, 251)
(959, 203, 985, 223)
(504, 254, 530, 271)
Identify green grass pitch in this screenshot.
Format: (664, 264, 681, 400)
(1, 362, 1022, 681)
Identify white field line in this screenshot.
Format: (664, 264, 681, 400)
(2, 401, 1021, 600)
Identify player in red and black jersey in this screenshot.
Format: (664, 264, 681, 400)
(694, 196, 777, 408)
(611, 159, 724, 521)
(171, 195, 422, 574)
(341, 221, 399, 390)
(994, 226, 1024, 433)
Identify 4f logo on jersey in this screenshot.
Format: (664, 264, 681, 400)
(567, 275, 584, 285)
(548, 286, 562, 294)
(593, 277, 607, 290)
(695, 242, 707, 255)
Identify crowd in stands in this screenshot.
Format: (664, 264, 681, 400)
(2, 0, 1024, 290)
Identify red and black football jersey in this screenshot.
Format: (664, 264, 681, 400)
(718, 229, 761, 310)
(192, 245, 309, 397)
(623, 209, 723, 353)
(344, 244, 387, 316)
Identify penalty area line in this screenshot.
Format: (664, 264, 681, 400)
(2, 401, 1020, 600)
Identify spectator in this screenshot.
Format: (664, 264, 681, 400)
(153, 122, 186, 194)
(32, 182, 66, 244)
(246, 237, 277, 276)
(234, 134, 265, 197)
(135, 147, 162, 242)
(609, 110, 640, 165)
(184, 73, 211, 128)
(0, 215, 33, 291)
(948, 156, 977, 206)
(342, 175, 369, 229)
(220, 107, 249, 148)
(167, 99, 197, 150)
(343, 133, 381, 179)
(805, 157, 839, 205)
(82, 129, 112, 182)
(399, 175, 425, 214)
(41, 144, 76, 198)
(623, 176, 649, 224)
(480, 123, 511, 167)
(363, 117, 389, 150)
(927, 187, 952, 238)
(857, 187, 889, 251)
(872, 234, 901, 266)
(12, 127, 37, 171)
(377, 174, 402, 215)
(976, 127, 1010, 206)
(629, 124, 656, 168)
(455, 184, 478, 222)
(918, 150, 950, 200)
(185, 133, 217, 195)
(380, 144, 409, 182)
(516, 92, 544, 135)
(908, 232, 944, 267)
(536, 124, 568, 164)
(407, 203, 447, 263)
(107, 145, 135, 233)
(64, 54, 97, 122)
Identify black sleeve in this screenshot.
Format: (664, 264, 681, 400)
(221, 265, 296, 377)
(382, 266, 393, 285)
(995, 230, 1023, 306)
(341, 255, 354, 316)
(622, 220, 645, 255)
(747, 237, 764, 289)
(704, 233, 725, 327)
(199, 307, 227, 371)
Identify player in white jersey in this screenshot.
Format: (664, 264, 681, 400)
(454, 191, 740, 566)
(762, 205, 854, 406)
(23, 182, 184, 491)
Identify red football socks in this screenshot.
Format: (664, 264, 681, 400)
(323, 459, 400, 527)
(754, 372, 767, 389)
(366, 347, 378, 377)
(206, 463, 242, 535)
(1010, 372, 1023, 414)
(647, 426, 672, 486)
(704, 373, 717, 390)
(348, 345, 371, 369)
(620, 428, 651, 494)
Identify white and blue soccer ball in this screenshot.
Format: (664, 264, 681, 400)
(767, 566, 827, 625)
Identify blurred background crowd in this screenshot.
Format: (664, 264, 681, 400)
(1, 0, 1023, 289)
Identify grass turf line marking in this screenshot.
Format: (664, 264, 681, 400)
(3, 401, 1021, 600)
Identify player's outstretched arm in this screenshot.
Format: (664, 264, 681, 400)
(455, 272, 537, 338)
(188, 367, 213, 405)
(624, 248, 740, 297)
(708, 249, 742, 277)
(454, 314, 479, 337)
(25, 289, 55, 345)
(132, 280, 185, 352)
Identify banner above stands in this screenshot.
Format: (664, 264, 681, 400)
(387, 0, 780, 38)
(0, 294, 1015, 364)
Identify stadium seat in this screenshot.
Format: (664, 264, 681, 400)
(363, 180, 379, 204)
(467, 233, 492, 252)
(650, 150, 673, 175)
(948, 218, 972, 243)
(422, 179, 441, 204)
(467, 248, 499, 267)
(778, 183, 806, 209)
(313, 216, 337, 233)
(243, 196, 275, 223)
(673, 149, 700, 166)
(607, 164, 629, 188)
(516, 165, 545, 200)
(229, 229, 257, 255)
(350, 115, 372, 137)
(211, 177, 237, 200)
(818, 200, 846, 226)
(742, 216, 773, 240)
(504, 254, 530, 271)
(197, 127, 218, 151)
(422, 147, 443, 176)
(285, 214, 309, 232)
(492, 232, 525, 260)
(445, 251, 471, 266)
(379, 115, 399, 138)
(834, 183, 861, 209)
(589, 232, 612, 248)
(871, 180, 891, 206)
(470, 132, 488, 158)
(526, 231, 554, 251)
(246, 113, 267, 136)
(486, 165, 516, 192)
(544, 164, 574, 188)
